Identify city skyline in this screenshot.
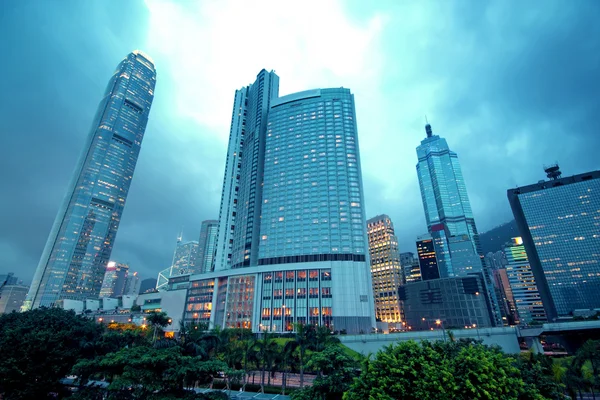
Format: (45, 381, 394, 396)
(2, 1, 600, 283)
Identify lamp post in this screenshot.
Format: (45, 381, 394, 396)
(435, 319, 446, 342)
(473, 323, 481, 341)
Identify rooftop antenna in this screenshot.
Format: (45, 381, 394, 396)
(425, 115, 433, 138)
(544, 163, 562, 180)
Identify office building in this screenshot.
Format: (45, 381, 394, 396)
(23, 51, 156, 310)
(99, 261, 129, 298)
(416, 230, 452, 281)
(197, 220, 218, 273)
(400, 252, 421, 283)
(508, 167, 600, 321)
(367, 215, 403, 324)
(0, 284, 29, 314)
(124, 271, 141, 296)
(493, 268, 518, 325)
(416, 122, 501, 324)
(399, 273, 495, 330)
(139, 278, 157, 294)
(503, 237, 546, 324)
(485, 251, 507, 271)
(183, 73, 375, 333)
(0, 273, 18, 286)
(171, 238, 199, 275)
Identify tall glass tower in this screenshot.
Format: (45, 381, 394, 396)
(416, 122, 501, 325)
(23, 51, 156, 310)
(416, 122, 482, 272)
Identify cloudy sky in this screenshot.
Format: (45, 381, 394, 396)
(1, 0, 599, 283)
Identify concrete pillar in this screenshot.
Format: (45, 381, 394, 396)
(525, 337, 544, 353)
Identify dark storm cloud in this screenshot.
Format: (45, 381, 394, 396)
(1, 0, 599, 282)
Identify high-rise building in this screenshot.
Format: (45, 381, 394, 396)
(23, 51, 156, 310)
(367, 215, 403, 324)
(507, 167, 600, 321)
(124, 271, 141, 296)
(139, 278, 157, 294)
(99, 261, 129, 298)
(503, 237, 546, 324)
(0, 284, 29, 314)
(171, 238, 199, 276)
(197, 220, 218, 273)
(485, 251, 507, 271)
(493, 268, 518, 325)
(182, 74, 375, 334)
(0, 273, 18, 286)
(213, 70, 279, 272)
(400, 252, 421, 283)
(416, 122, 501, 325)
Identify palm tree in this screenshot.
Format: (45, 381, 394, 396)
(146, 311, 171, 343)
(294, 323, 317, 388)
(256, 332, 279, 393)
(280, 340, 298, 395)
(240, 338, 257, 391)
(315, 325, 340, 351)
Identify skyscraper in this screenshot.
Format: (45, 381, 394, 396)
(415, 122, 501, 325)
(124, 271, 141, 296)
(416, 122, 482, 273)
(367, 215, 403, 325)
(503, 237, 546, 324)
(23, 51, 156, 310)
(213, 70, 279, 272)
(171, 238, 199, 275)
(99, 261, 129, 298)
(181, 75, 375, 334)
(197, 220, 218, 273)
(507, 166, 600, 321)
(416, 231, 452, 280)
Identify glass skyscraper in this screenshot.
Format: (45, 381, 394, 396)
(197, 220, 218, 273)
(508, 168, 600, 320)
(415, 122, 501, 325)
(23, 51, 156, 310)
(171, 239, 199, 276)
(416, 123, 482, 272)
(99, 261, 129, 298)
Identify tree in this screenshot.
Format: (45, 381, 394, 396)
(344, 340, 545, 400)
(72, 346, 227, 399)
(0, 307, 104, 399)
(256, 332, 279, 392)
(294, 323, 317, 388)
(146, 311, 171, 343)
(292, 345, 358, 400)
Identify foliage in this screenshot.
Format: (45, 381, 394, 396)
(0, 307, 104, 399)
(72, 346, 226, 399)
(514, 352, 565, 399)
(343, 340, 545, 400)
(292, 345, 358, 400)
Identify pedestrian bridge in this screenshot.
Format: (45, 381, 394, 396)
(339, 320, 600, 355)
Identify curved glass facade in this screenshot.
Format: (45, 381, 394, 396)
(23, 51, 156, 310)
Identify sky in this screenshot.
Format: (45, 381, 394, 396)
(1, 0, 599, 284)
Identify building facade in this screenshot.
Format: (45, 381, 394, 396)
(400, 252, 421, 283)
(507, 168, 600, 321)
(187, 77, 375, 334)
(171, 239, 199, 275)
(99, 261, 129, 298)
(503, 237, 546, 324)
(0, 285, 29, 314)
(124, 271, 141, 296)
(399, 273, 495, 330)
(23, 51, 156, 310)
(367, 215, 403, 324)
(197, 220, 218, 273)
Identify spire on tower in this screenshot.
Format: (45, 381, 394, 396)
(425, 116, 433, 138)
(177, 227, 183, 244)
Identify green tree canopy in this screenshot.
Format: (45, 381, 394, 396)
(343, 340, 545, 400)
(0, 307, 104, 399)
